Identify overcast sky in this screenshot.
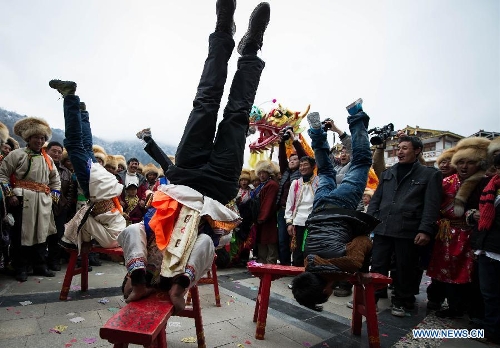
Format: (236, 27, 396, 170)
(0, 1, 498, 154)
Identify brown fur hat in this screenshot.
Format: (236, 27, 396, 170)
(14, 117, 52, 142)
(105, 155, 118, 171)
(115, 155, 126, 170)
(255, 160, 274, 176)
(0, 122, 9, 144)
(6, 137, 19, 150)
(61, 149, 69, 164)
(92, 145, 107, 165)
(240, 169, 251, 181)
(143, 163, 159, 178)
(137, 163, 144, 174)
(436, 147, 457, 166)
(451, 137, 490, 170)
(250, 170, 258, 182)
(488, 136, 500, 159)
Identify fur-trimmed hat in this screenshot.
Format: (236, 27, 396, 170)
(436, 147, 457, 166)
(451, 137, 490, 169)
(0, 122, 9, 144)
(61, 149, 69, 163)
(271, 161, 280, 176)
(105, 155, 118, 171)
(168, 155, 176, 165)
(239, 169, 251, 181)
(6, 137, 19, 150)
(115, 155, 126, 170)
(92, 145, 107, 165)
(255, 160, 274, 176)
(143, 163, 159, 177)
(14, 117, 52, 142)
(250, 170, 258, 182)
(488, 136, 500, 159)
(137, 163, 144, 174)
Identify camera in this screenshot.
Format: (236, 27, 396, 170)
(368, 123, 397, 145)
(281, 126, 294, 141)
(322, 118, 333, 132)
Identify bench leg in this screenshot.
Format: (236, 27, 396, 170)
(60, 251, 78, 300)
(150, 326, 167, 348)
(255, 274, 271, 340)
(253, 277, 263, 323)
(210, 261, 221, 307)
(80, 251, 89, 292)
(190, 286, 206, 348)
(364, 284, 381, 348)
(351, 284, 363, 335)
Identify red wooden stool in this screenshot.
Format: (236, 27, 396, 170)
(100, 285, 206, 348)
(60, 246, 124, 300)
(349, 273, 392, 348)
(186, 256, 221, 307)
(246, 262, 304, 340)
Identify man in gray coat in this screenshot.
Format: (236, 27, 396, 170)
(367, 135, 442, 317)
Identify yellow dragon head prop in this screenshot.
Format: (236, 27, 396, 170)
(248, 103, 311, 153)
(248, 102, 313, 168)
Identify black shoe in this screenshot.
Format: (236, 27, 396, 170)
(59, 239, 78, 250)
(215, 0, 236, 36)
(76, 259, 92, 272)
(15, 271, 28, 282)
(48, 262, 61, 271)
(426, 300, 442, 310)
(237, 2, 270, 55)
(33, 267, 55, 277)
(89, 254, 102, 266)
(435, 308, 463, 319)
(49, 79, 76, 97)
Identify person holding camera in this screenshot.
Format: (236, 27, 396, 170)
(276, 128, 307, 266)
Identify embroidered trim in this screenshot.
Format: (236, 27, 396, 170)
(184, 265, 196, 283)
(126, 257, 146, 274)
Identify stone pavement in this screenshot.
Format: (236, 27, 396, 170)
(0, 259, 497, 348)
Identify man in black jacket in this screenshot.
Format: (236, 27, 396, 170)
(367, 136, 442, 317)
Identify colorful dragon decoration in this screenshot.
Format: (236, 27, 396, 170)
(248, 101, 314, 168)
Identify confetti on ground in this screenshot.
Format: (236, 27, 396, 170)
(98, 298, 109, 304)
(67, 312, 76, 316)
(322, 343, 330, 347)
(245, 340, 252, 344)
(95, 272, 104, 275)
(303, 342, 311, 347)
(69, 316, 85, 323)
(108, 307, 119, 313)
(250, 286, 258, 290)
(70, 285, 81, 291)
(19, 301, 32, 306)
(49, 325, 68, 334)
(235, 285, 240, 288)
(181, 336, 197, 343)
(6, 307, 13, 311)
(231, 335, 238, 338)
(83, 337, 97, 344)
(381, 334, 388, 337)
(237, 344, 245, 348)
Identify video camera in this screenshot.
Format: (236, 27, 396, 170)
(367, 123, 397, 145)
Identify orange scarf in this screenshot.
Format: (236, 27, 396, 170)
(148, 191, 182, 250)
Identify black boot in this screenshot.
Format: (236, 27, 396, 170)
(89, 253, 102, 266)
(33, 266, 55, 277)
(215, 0, 236, 36)
(237, 2, 270, 55)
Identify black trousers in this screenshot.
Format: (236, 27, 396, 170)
(292, 226, 306, 267)
(10, 199, 48, 272)
(371, 234, 419, 306)
(166, 32, 265, 205)
(46, 210, 67, 264)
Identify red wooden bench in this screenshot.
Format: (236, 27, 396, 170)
(100, 285, 206, 348)
(60, 246, 124, 300)
(246, 262, 392, 348)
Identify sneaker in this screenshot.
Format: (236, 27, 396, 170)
(237, 2, 270, 55)
(33, 267, 55, 277)
(288, 283, 293, 289)
(215, 0, 236, 37)
(307, 112, 322, 130)
(334, 288, 352, 297)
(136, 128, 152, 140)
(347, 300, 353, 309)
(47, 262, 61, 272)
(391, 305, 406, 317)
(15, 271, 28, 282)
(346, 98, 363, 116)
(49, 79, 77, 97)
